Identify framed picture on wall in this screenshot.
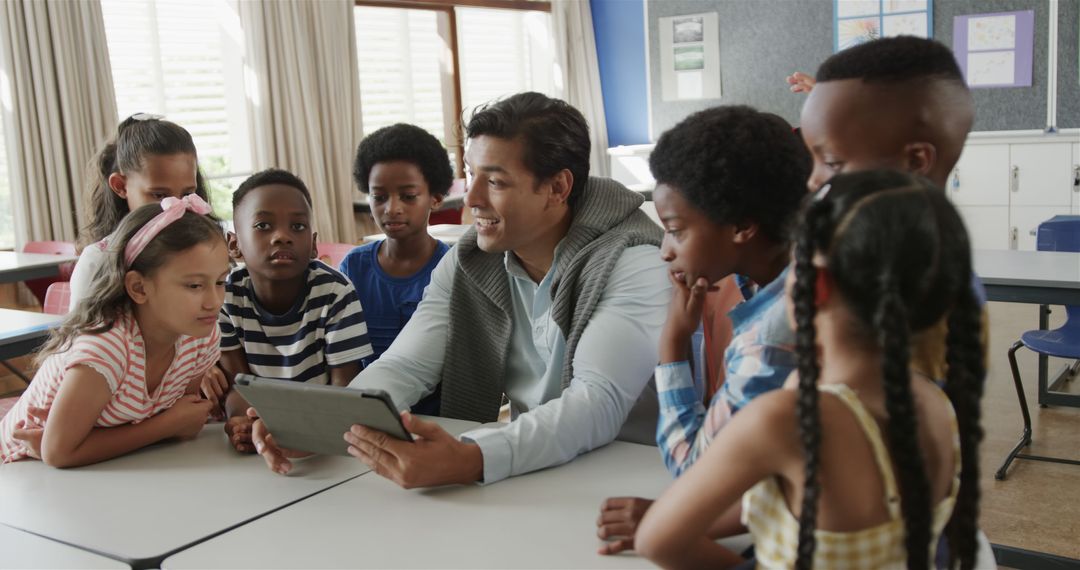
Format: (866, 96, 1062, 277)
(658, 12, 721, 101)
(833, 0, 933, 52)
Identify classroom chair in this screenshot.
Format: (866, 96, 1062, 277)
(0, 282, 71, 393)
(316, 242, 357, 269)
(22, 241, 76, 307)
(429, 178, 465, 225)
(997, 217, 1080, 480)
(42, 282, 71, 316)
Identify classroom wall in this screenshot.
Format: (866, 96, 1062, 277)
(646, 0, 832, 137)
(599, 0, 1080, 140)
(590, 0, 651, 146)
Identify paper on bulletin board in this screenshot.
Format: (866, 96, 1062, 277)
(953, 10, 1034, 88)
(659, 12, 721, 101)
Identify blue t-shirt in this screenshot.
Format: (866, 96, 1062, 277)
(339, 240, 450, 367)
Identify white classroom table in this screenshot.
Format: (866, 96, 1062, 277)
(973, 249, 1080, 407)
(363, 223, 470, 245)
(0, 416, 479, 568)
(162, 440, 752, 569)
(0, 308, 64, 361)
(0, 523, 127, 569)
(0, 252, 78, 284)
(0, 426, 365, 567)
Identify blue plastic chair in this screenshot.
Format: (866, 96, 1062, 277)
(997, 216, 1080, 480)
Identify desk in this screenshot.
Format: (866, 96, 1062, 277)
(973, 249, 1080, 407)
(0, 308, 64, 361)
(0, 416, 479, 569)
(0, 523, 127, 569)
(363, 223, 470, 245)
(163, 441, 751, 569)
(0, 252, 78, 283)
(0, 425, 368, 568)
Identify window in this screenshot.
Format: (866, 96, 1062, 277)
(0, 106, 13, 249)
(353, 1, 554, 176)
(456, 7, 554, 113)
(101, 0, 252, 219)
(354, 7, 447, 142)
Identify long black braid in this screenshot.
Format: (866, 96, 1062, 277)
(938, 194, 986, 570)
(792, 171, 983, 569)
(876, 285, 932, 570)
(792, 198, 829, 570)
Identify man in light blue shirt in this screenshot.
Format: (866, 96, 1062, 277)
(252, 92, 670, 487)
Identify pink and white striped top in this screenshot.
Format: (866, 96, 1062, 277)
(0, 313, 220, 463)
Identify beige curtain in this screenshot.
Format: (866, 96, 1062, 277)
(240, 0, 363, 244)
(551, 0, 610, 178)
(0, 0, 118, 246)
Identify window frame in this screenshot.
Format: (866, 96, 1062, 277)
(354, 0, 551, 176)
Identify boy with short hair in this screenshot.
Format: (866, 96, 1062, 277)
(798, 36, 981, 381)
(342, 124, 452, 361)
(207, 168, 373, 452)
(598, 106, 811, 554)
(339, 124, 454, 415)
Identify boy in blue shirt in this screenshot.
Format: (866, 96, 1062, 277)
(339, 124, 454, 415)
(206, 168, 373, 452)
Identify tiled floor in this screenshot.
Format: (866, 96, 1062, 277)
(980, 302, 1080, 561)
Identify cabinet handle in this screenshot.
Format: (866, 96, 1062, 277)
(951, 169, 960, 191)
(1011, 166, 1019, 192)
(1073, 165, 1079, 191)
(1030, 228, 1037, 236)
(1011, 227, 1018, 249)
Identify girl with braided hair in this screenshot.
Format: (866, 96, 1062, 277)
(636, 170, 985, 570)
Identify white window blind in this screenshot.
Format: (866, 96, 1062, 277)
(353, 4, 556, 176)
(456, 8, 555, 113)
(0, 104, 13, 249)
(101, 0, 251, 217)
(354, 6, 447, 144)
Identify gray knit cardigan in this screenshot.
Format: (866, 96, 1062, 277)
(438, 177, 663, 441)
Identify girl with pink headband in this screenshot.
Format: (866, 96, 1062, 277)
(0, 196, 230, 466)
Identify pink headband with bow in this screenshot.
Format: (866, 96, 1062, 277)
(124, 194, 212, 267)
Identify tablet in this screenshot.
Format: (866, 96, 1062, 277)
(234, 374, 413, 456)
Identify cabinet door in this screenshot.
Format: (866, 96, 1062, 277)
(948, 144, 1009, 206)
(1011, 206, 1072, 251)
(1009, 143, 1073, 207)
(957, 206, 1010, 250)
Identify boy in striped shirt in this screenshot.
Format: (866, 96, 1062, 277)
(206, 169, 373, 453)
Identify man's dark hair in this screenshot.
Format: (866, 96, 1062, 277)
(649, 105, 811, 244)
(465, 92, 590, 207)
(233, 168, 313, 209)
(817, 36, 965, 85)
(353, 123, 453, 197)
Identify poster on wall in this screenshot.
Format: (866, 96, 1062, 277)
(833, 0, 932, 52)
(953, 10, 1034, 88)
(658, 12, 721, 101)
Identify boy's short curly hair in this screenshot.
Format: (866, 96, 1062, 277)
(817, 36, 965, 85)
(352, 123, 453, 197)
(649, 105, 811, 243)
(233, 168, 312, 209)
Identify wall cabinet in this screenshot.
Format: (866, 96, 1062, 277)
(948, 135, 1080, 251)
